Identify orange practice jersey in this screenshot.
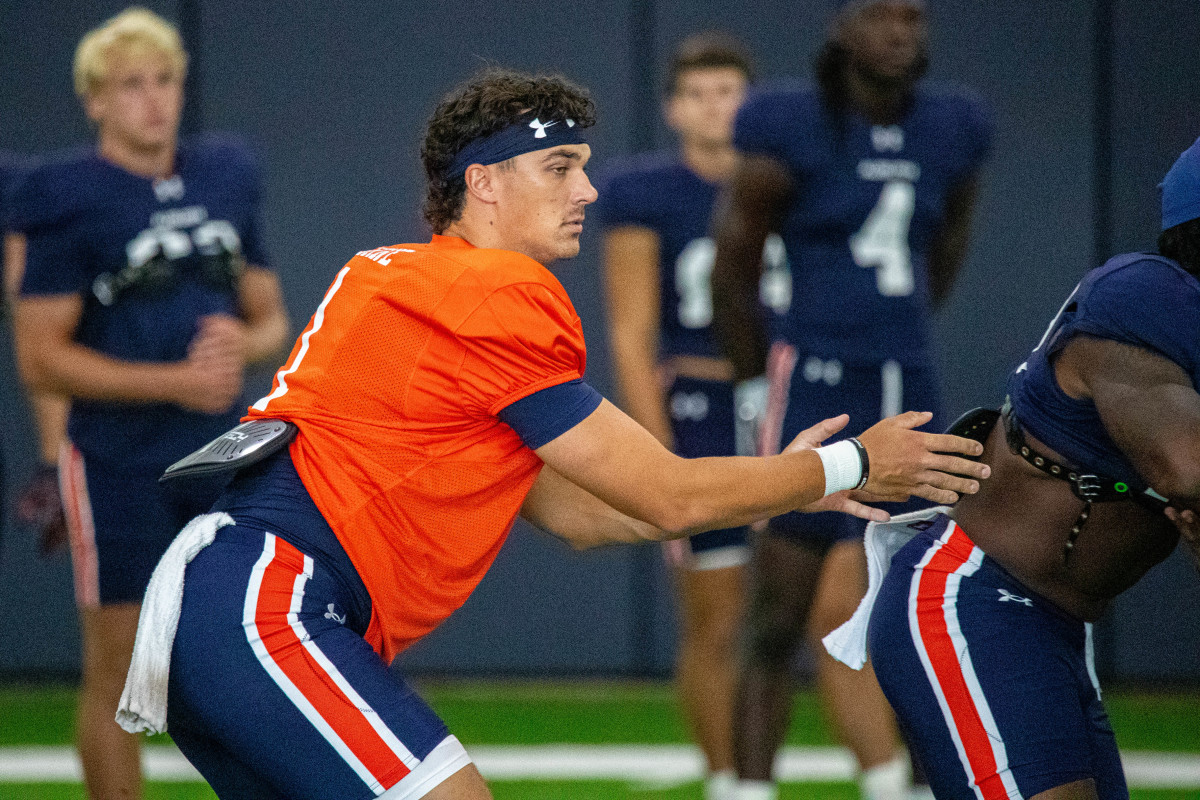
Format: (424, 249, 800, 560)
(245, 235, 587, 662)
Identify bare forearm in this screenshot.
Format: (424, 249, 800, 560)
(28, 390, 69, 462)
(19, 340, 187, 404)
(710, 156, 791, 381)
(522, 466, 665, 548)
(239, 266, 289, 364)
(928, 175, 981, 309)
(242, 306, 289, 365)
(646, 450, 826, 535)
(711, 209, 770, 380)
(928, 228, 970, 309)
(525, 449, 824, 547)
(610, 332, 672, 446)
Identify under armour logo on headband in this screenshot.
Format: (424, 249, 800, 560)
(445, 113, 587, 179)
(529, 118, 576, 138)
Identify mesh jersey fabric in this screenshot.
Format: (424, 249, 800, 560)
(246, 235, 588, 662)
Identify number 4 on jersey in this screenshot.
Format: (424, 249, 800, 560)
(850, 180, 915, 297)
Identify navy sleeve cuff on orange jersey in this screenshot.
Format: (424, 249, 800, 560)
(497, 378, 603, 450)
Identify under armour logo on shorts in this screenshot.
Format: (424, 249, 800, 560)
(324, 603, 346, 624)
(997, 589, 1033, 606)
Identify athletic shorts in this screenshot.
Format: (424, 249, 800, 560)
(760, 344, 945, 548)
(167, 453, 471, 799)
(662, 375, 749, 571)
(867, 515, 1127, 799)
(59, 442, 215, 607)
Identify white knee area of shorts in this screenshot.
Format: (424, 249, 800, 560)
(815, 439, 862, 496)
(704, 769, 737, 800)
(859, 750, 911, 800)
(377, 735, 473, 800)
(733, 779, 778, 800)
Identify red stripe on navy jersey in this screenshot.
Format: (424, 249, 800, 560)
(914, 525, 1010, 799)
(255, 536, 411, 789)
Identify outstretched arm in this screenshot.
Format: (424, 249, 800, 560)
(526, 398, 987, 548)
(711, 154, 792, 381)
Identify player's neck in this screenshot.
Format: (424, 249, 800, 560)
(845, 69, 909, 126)
(680, 140, 736, 184)
(443, 213, 543, 263)
(96, 134, 177, 180)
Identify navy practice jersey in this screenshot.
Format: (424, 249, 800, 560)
(0, 150, 29, 233)
(12, 134, 270, 471)
(734, 82, 991, 365)
(595, 152, 789, 360)
(1008, 253, 1200, 485)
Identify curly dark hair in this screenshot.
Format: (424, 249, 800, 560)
(420, 68, 596, 234)
(814, 32, 927, 142)
(665, 31, 755, 96)
(1158, 216, 1200, 276)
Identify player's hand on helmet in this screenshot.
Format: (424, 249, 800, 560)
(175, 314, 246, 414)
(856, 411, 990, 505)
(15, 462, 68, 556)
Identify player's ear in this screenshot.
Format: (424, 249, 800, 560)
(463, 163, 499, 205)
(663, 96, 682, 134)
(82, 90, 106, 126)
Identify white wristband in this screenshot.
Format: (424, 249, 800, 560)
(815, 440, 863, 496)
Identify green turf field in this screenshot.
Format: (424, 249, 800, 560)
(0, 681, 1196, 798)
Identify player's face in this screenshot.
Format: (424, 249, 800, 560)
(86, 47, 184, 153)
(665, 67, 749, 149)
(842, 1, 927, 83)
(491, 143, 597, 264)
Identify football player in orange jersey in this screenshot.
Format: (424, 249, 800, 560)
(118, 69, 989, 800)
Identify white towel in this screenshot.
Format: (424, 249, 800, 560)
(822, 507, 950, 670)
(116, 512, 234, 735)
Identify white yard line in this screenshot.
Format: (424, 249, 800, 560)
(0, 745, 1196, 787)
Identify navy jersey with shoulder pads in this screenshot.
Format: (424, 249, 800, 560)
(1008, 253, 1200, 484)
(595, 151, 789, 359)
(733, 81, 991, 365)
(12, 134, 270, 470)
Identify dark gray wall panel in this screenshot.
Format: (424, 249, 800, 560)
(1105, 0, 1200, 682)
(925, 4, 1097, 414)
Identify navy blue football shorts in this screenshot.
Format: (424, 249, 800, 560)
(662, 374, 749, 571)
(760, 343, 945, 549)
(59, 442, 214, 607)
(167, 454, 470, 799)
(867, 514, 1127, 799)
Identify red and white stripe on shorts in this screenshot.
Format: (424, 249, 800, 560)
(243, 532, 419, 794)
(59, 443, 99, 608)
(906, 522, 1023, 800)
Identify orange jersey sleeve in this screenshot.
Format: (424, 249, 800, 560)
(245, 235, 587, 662)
